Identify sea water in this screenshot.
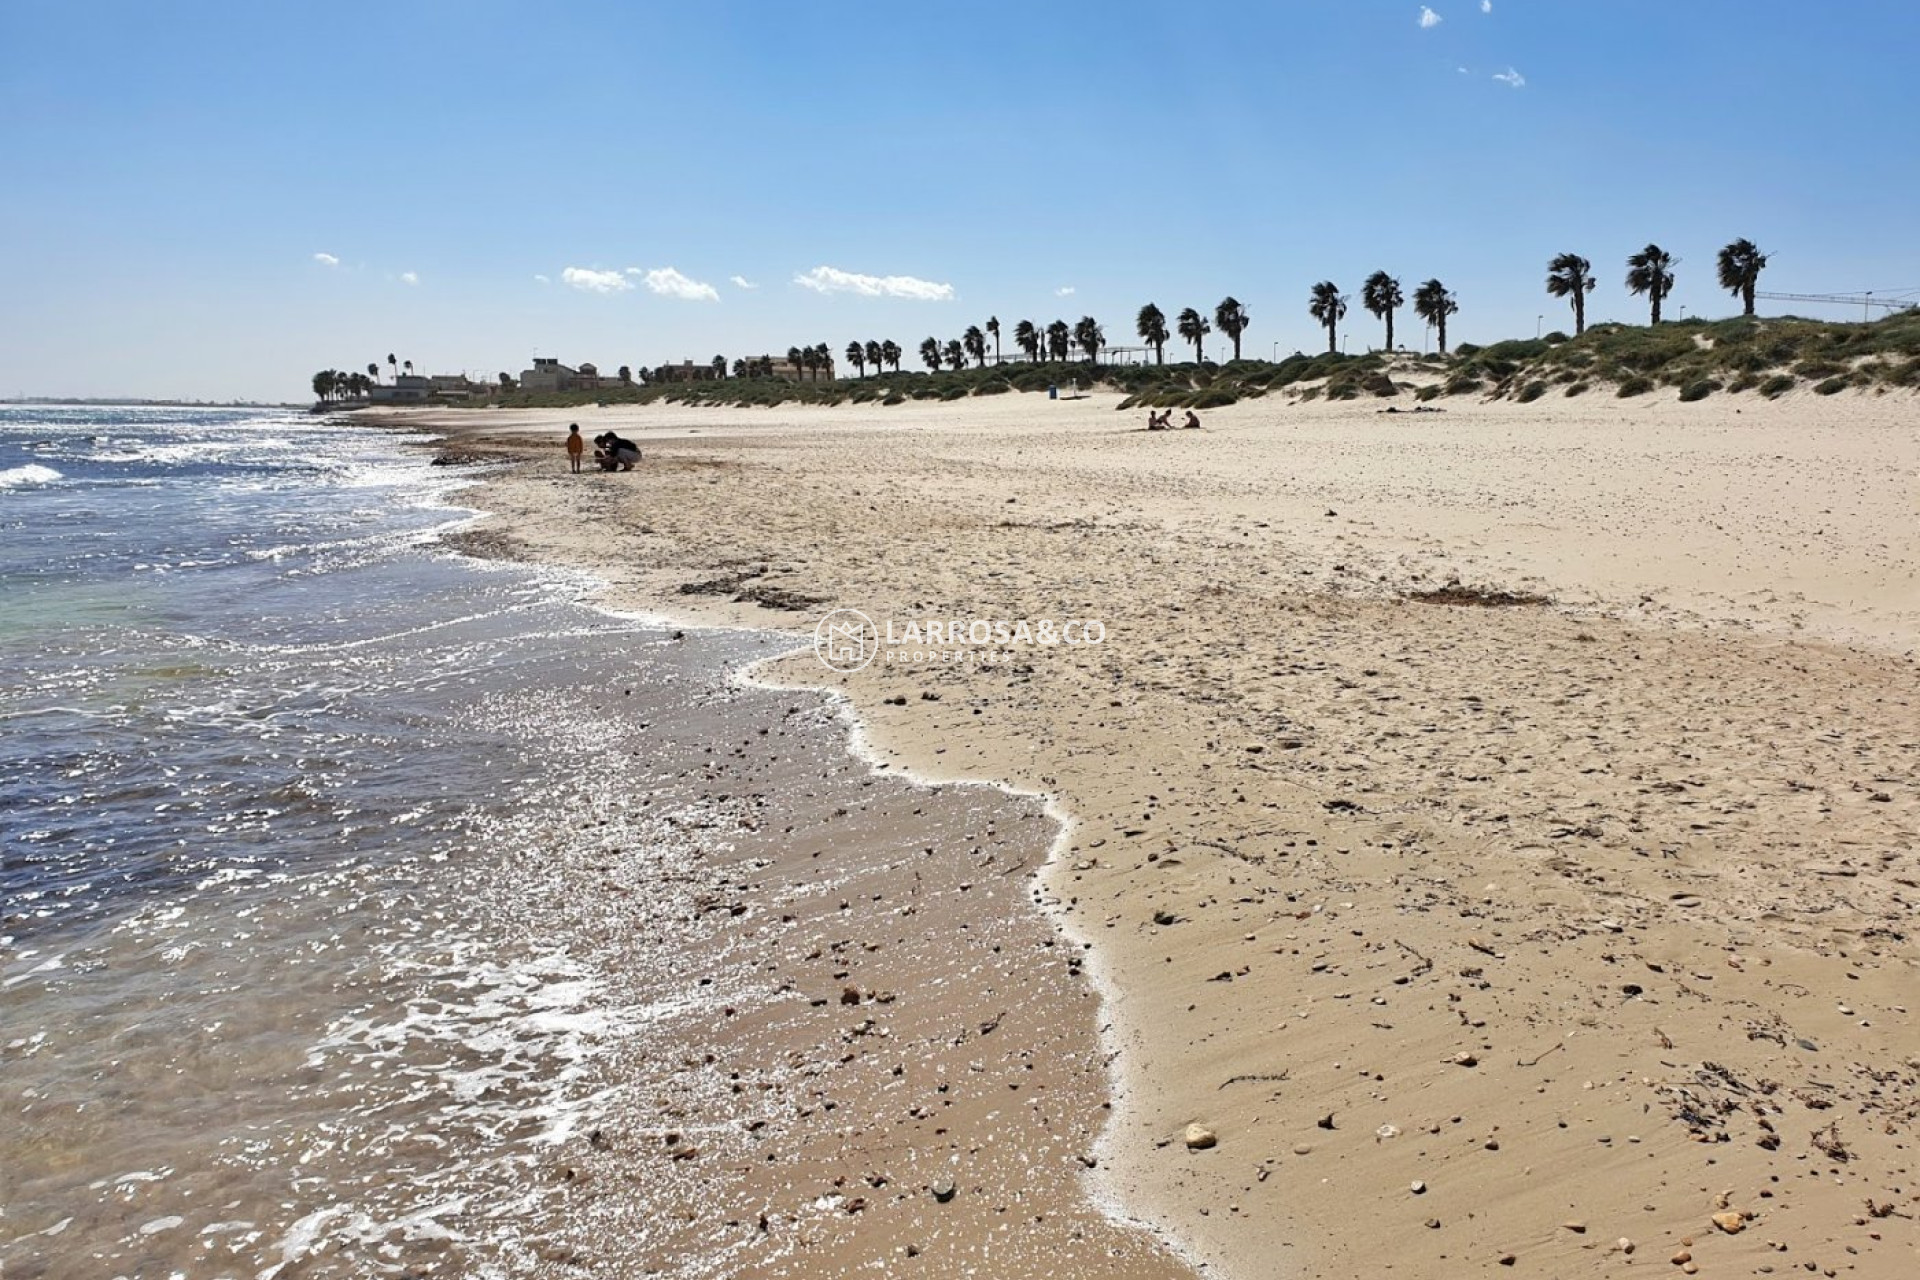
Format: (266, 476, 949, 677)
(0, 406, 838, 1277)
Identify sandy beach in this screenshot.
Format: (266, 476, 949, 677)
(392, 387, 1917, 1278)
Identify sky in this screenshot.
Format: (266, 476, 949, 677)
(3, 0, 1918, 402)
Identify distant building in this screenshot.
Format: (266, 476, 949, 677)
(768, 356, 834, 383)
(368, 374, 434, 403)
(519, 357, 578, 393)
(652, 360, 721, 383)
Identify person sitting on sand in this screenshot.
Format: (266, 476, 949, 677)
(1147, 410, 1169, 431)
(566, 424, 584, 473)
(1182, 410, 1201, 430)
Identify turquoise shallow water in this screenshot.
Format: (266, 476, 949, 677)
(0, 406, 802, 1275)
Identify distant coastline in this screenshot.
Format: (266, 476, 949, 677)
(4, 397, 304, 410)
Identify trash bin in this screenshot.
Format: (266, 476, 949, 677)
(1048, 384, 1057, 400)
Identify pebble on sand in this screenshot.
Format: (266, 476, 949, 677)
(1184, 1123, 1218, 1150)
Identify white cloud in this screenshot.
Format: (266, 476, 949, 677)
(561, 266, 634, 294)
(312, 252, 339, 267)
(793, 265, 955, 301)
(1055, 285, 1076, 297)
(533, 273, 551, 284)
(1481, 0, 1492, 12)
(643, 267, 720, 302)
(1492, 66, 1526, 88)
(1419, 6, 1442, 28)
(730, 275, 758, 290)
(400, 271, 419, 286)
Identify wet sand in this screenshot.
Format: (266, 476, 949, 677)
(393, 388, 1917, 1278)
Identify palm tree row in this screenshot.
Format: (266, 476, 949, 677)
(825, 235, 1769, 388)
(1548, 238, 1768, 334)
(311, 368, 376, 401)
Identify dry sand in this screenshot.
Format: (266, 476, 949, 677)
(389, 387, 1917, 1278)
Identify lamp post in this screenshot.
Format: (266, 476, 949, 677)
(1536, 314, 1544, 339)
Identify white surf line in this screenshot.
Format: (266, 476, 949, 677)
(735, 643, 1217, 1280)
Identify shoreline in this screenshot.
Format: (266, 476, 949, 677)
(386, 394, 1918, 1278)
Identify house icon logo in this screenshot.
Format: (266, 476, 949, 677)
(814, 608, 880, 673)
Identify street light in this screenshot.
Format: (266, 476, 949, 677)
(1536, 314, 1544, 338)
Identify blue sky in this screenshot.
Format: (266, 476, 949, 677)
(3, 0, 1917, 400)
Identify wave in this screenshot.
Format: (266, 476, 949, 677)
(0, 464, 63, 489)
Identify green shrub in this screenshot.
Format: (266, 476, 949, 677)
(1515, 382, 1547, 403)
(1727, 373, 1761, 393)
(1564, 381, 1590, 397)
(1543, 331, 1570, 345)
(1189, 386, 1239, 409)
(1794, 358, 1846, 380)
(1814, 376, 1848, 395)
(1617, 376, 1654, 398)
(882, 392, 905, 406)
(1454, 342, 1483, 358)
(1415, 383, 1443, 402)
(1678, 379, 1720, 402)
(1443, 376, 1483, 396)
(1760, 375, 1795, 398)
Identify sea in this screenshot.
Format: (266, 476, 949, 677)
(0, 405, 951, 1278)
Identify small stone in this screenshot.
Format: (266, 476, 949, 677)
(1376, 1124, 1401, 1140)
(840, 986, 862, 1005)
(1425, 1218, 1442, 1229)
(1564, 1220, 1587, 1234)
(1184, 1123, 1218, 1151)
(1410, 1180, 1427, 1195)
(1317, 1113, 1336, 1130)
(930, 1178, 956, 1203)
(1292, 1143, 1313, 1156)
(1682, 1264, 1698, 1276)
(1452, 1051, 1479, 1067)
(1672, 1248, 1692, 1265)
(1619, 1238, 1636, 1255)
(1712, 1210, 1746, 1234)
(1498, 1253, 1517, 1267)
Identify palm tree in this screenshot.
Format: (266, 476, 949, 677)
(732, 358, 747, 378)
(865, 340, 883, 374)
(1136, 303, 1170, 364)
(1308, 282, 1347, 354)
(919, 337, 941, 371)
(1361, 272, 1404, 351)
(943, 338, 966, 370)
(1625, 244, 1678, 325)
(1545, 253, 1597, 336)
(881, 340, 901, 373)
(402, 359, 413, 378)
(1073, 316, 1104, 363)
(814, 342, 832, 381)
(1014, 320, 1040, 362)
(986, 316, 1001, 364)
(964, 325, 987, 368)
(312, 370, 333, 402)
(366, 361, 379, 384)
(801, 347, 819, 380)
(1046, 319, 1071, 362)
(787, 345, 804, 380)
(845, 341, 867, 377)
(618, 364, 633, 383)
(1411, 279, 1459, 354)
(1214, 297, 1250, 361)
(387, 352, 397, 382)
(1717, 239, 1768, 317)
(1176, 307, 1210, 362)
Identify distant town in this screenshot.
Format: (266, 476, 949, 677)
(312, 352, 836, 406)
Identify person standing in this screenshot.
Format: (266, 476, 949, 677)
(565, 424, 585, 473)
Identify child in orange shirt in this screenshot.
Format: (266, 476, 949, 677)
(565, 424, 584, 473)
